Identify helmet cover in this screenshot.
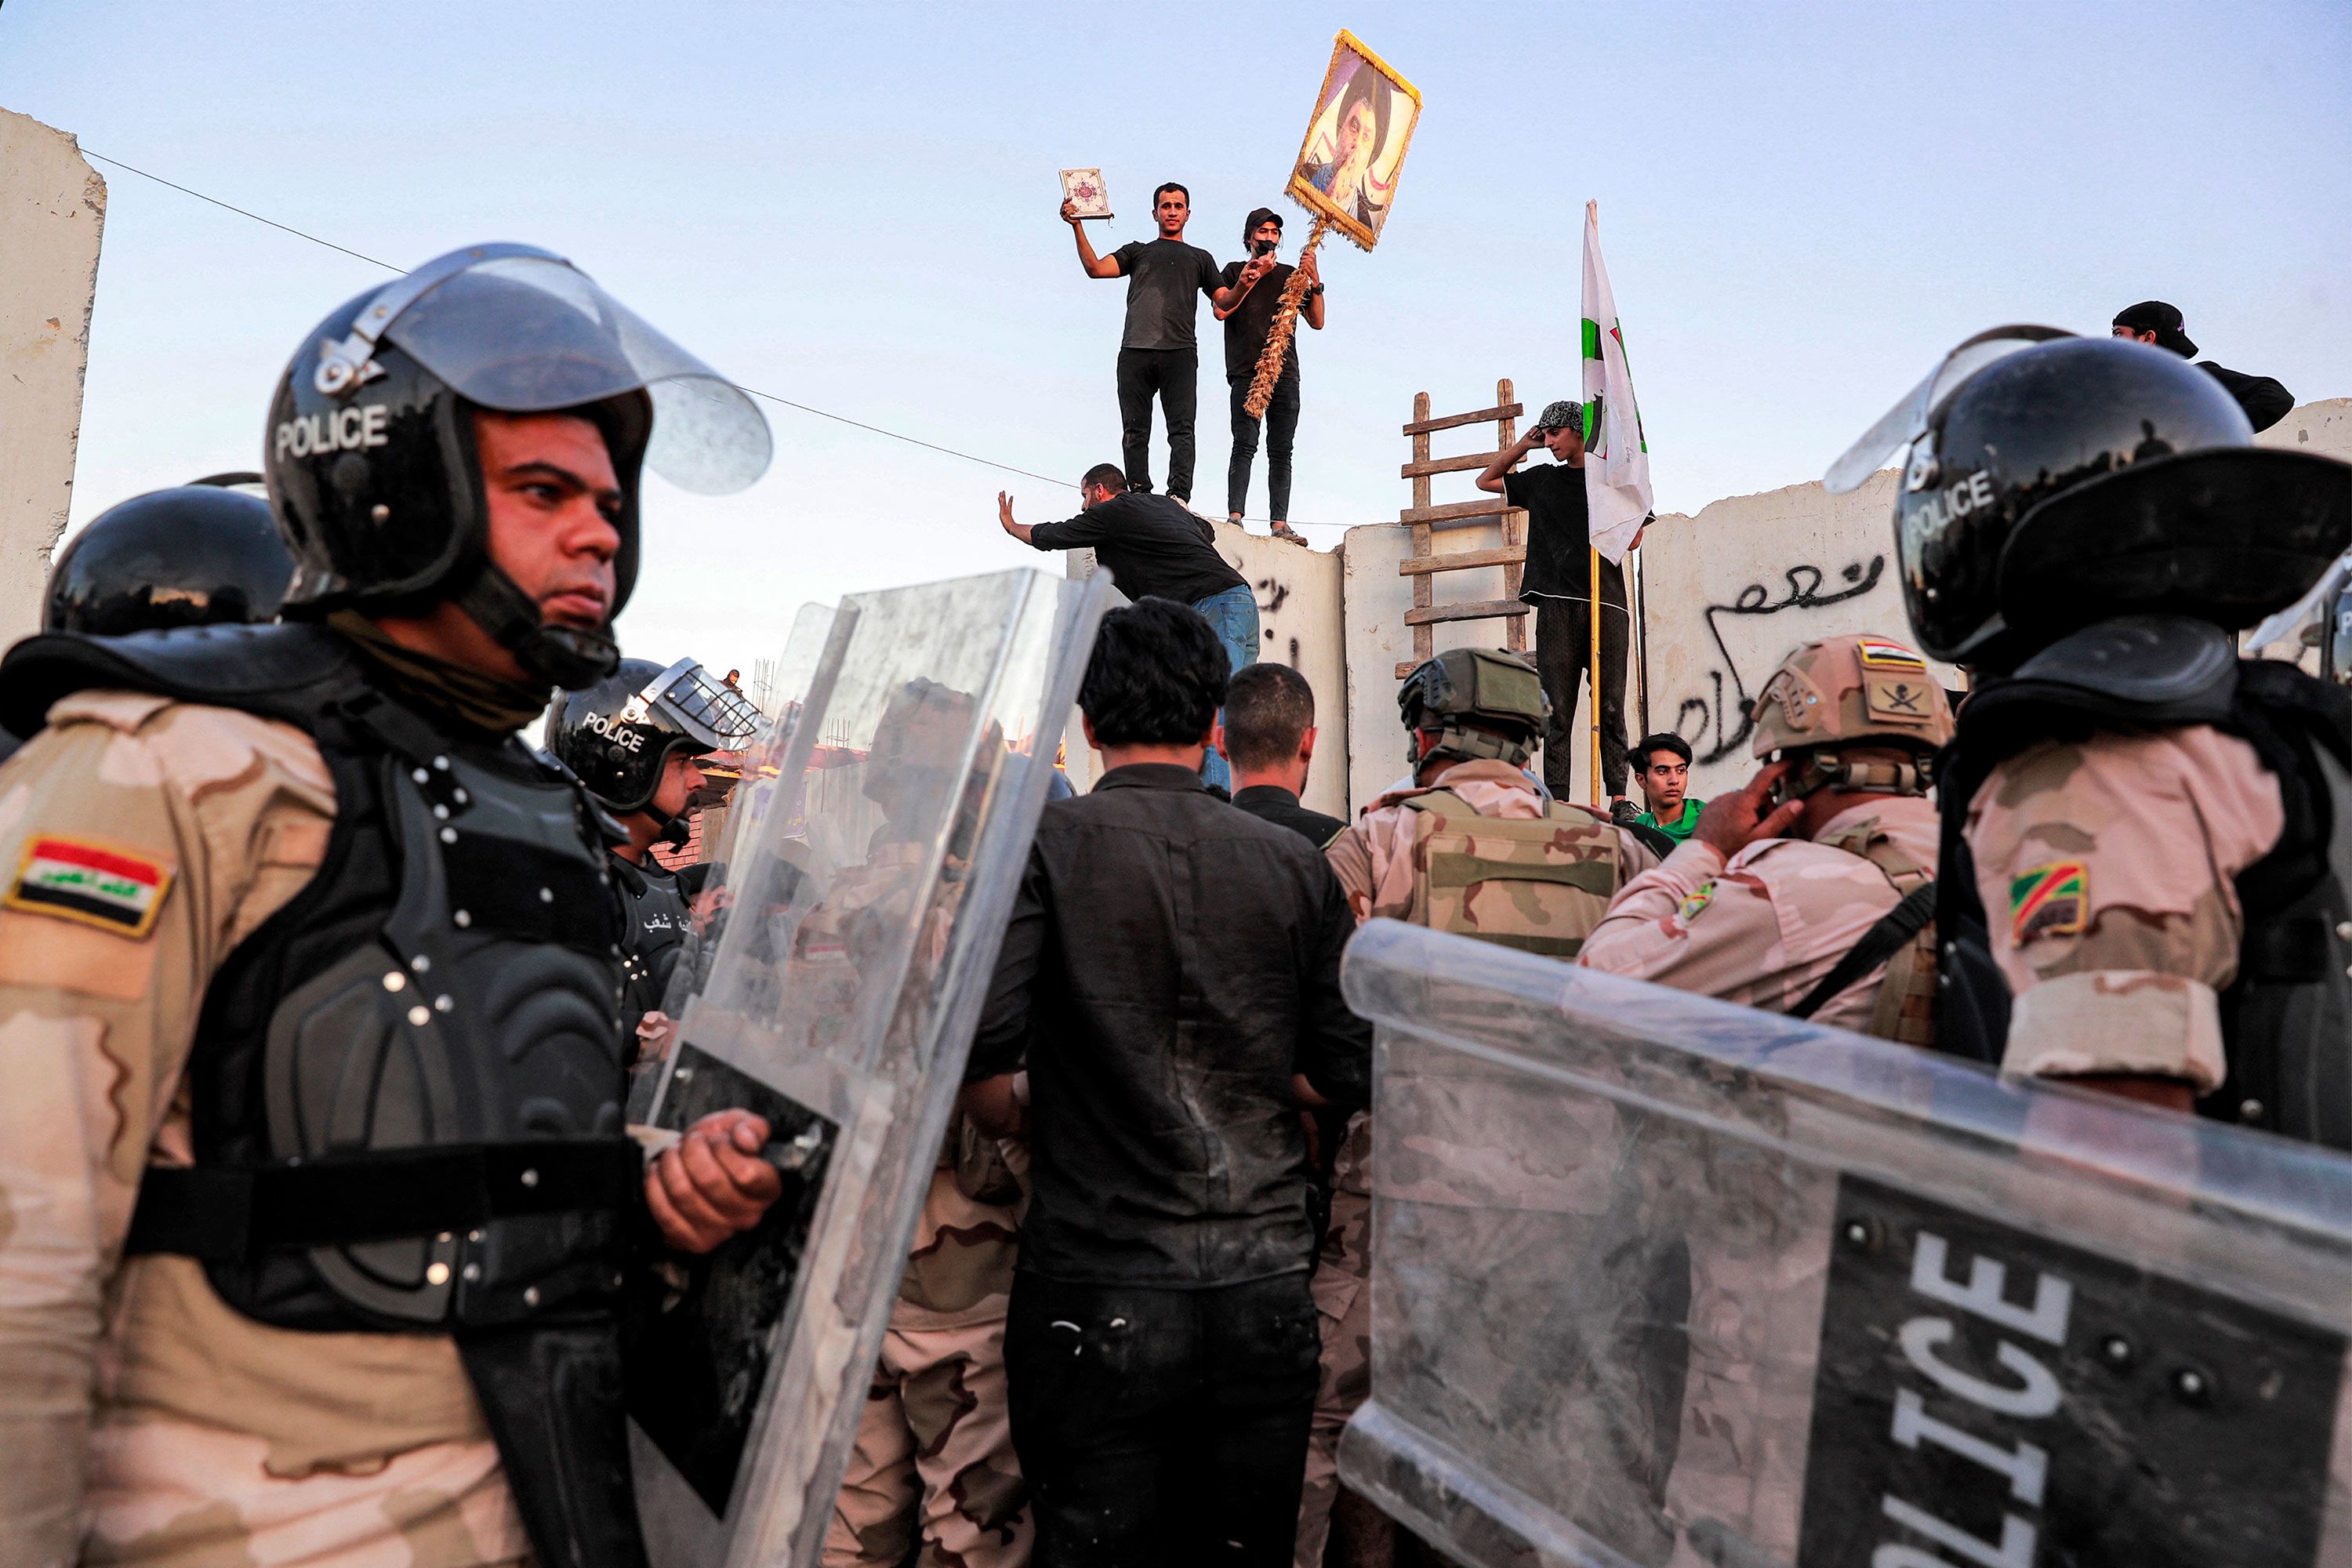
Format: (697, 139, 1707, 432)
(1397, 647, 1549, 769)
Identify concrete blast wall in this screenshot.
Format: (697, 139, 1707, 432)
(1061, 517, 1348, 820)
(0, 108, 105, 649)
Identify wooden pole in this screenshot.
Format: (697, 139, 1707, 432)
(1245, 214, 1328, 419)
(1588, 544, 1603, 807)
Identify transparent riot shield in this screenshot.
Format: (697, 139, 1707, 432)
(628, 567, 1109, 1566)
(1337, 920, 2352, 1568)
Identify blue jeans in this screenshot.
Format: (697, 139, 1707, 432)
(1192, 583, 1260, 792)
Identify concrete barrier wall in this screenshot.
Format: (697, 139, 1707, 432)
(1336, 395, 2352, 811)
(1062, 517, 1350, 820)
(0, 109, 105, 648)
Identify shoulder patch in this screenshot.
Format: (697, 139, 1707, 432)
(5, 836, 174, 938)
(1676, 881, 1717, 924)
(2009, 861, 2088, 947)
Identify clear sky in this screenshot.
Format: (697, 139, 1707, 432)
(4, 1, 2347, 680)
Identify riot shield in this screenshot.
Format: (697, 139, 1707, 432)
(1336, 919, 2352, 1568)
(627, 567, 1109, 1566)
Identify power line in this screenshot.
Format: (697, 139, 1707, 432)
(81, 147, 1363, 525)
(83, 150, 403, 273)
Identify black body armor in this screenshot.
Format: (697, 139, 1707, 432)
(0, 621, 655, 1568)
(614, 853, 692, 1041)
(1936, 615, 2352, 1149)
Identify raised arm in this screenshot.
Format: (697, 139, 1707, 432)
(1476, 429, 1541, 495)
(1213, 253, 1275, 318)
(1062, 201, 1121, 280)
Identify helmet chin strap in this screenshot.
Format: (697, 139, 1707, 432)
(452, 557, 620, 691)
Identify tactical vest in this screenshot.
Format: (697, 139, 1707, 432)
(0, 621, 653, 1568)
(614, 851, 692, 1038)
(1812, 815, 1939, 1047)
(1936, 615, 2352, 1149)
(1397, 788, 1628, 958)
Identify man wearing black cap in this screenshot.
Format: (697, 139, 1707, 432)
(1217, 208, 1325, 542)
(2112, 299, 2294, 431)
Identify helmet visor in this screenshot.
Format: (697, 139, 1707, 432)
(1824, 325, 2074, 494)
(643, 658, 767, 751)
(2249, 549, 2352, 655)
(383, 255, 772, 495)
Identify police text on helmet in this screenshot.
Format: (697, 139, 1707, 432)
(580, 710, 646, 751)
(1909, 471, 1995, 535)
(273, 405, 390, 462)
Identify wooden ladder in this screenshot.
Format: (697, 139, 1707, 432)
(1395, 379, 1530, 678)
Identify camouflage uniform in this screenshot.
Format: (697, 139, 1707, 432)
(823, 1121, 1033, 1568)
(0, 695, 527, 1568)
(1583, 634, 1952, 1045)
(1580, 796, 1940, 1035)
(1306, 758, 1653, 1568)
(1963, 725, 2283, 1088)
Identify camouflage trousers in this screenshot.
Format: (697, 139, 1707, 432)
(1295, 1121, 1374, 1568)
(823, 1315, 1032, 1568)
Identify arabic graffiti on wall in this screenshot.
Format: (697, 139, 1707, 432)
(1671, 555, 1886, 764)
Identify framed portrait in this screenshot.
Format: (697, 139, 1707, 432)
(1285, 31, 1422, 251)
(1058, 167, 1112, 221)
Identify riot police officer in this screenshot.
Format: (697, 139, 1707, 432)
(547, 655, 762, 1052)
(1306, 647, 1656, 1567)
(0, 475, 296, 763)
(1828, 329, 2352, 1131)
(1582, 633, 1953, 1044)
(0, 243, 780, 1568)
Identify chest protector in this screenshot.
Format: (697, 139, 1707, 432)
(1397, 789, 1627, 958)
(1936, 615, 2352, 1149)
(614, 853, 692, 1036)
(1810, 817, 1939, 1047)
(5, 622, 653, 1568)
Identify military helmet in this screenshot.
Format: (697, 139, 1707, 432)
(1397, 647, 1549, 769)
(45, 477, 293, 636)
(1752, 633, 1953, 757)
(264, 243, 772, 688)
(544, 655, 764, 815)
(1828, 328, 2350, 670)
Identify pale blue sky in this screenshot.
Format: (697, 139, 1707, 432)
(4, 1, 2346, 677)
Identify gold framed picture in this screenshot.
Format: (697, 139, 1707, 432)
(1285, 31, 1422, 251)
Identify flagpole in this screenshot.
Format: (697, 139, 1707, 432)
(1588, 545, 1603, 807)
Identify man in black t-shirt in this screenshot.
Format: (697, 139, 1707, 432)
(1475, 398, 1639, 815)
(1062, 182, 1249, 504)
(1214, 207, 1326, 539)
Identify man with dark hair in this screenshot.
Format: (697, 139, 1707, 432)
(998, 466, 1259, 789)
(1631, 731, 1703, 844)
(1218, 662, 1345, 848)
(960, 597, 1370, 1568)
(1216, 207, 1325, 539)
(2111, 299, 2294, 432)
(1476, 398, 1639, 820)
(1061, 182, 1252, 503)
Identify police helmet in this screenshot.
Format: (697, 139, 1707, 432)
(1397, 647, 1550, 769)
(45, 476, 293, 636)
(1828, 329, 2350, 669)
(545, 656, 764, 815)
(265, 243, 772, 689)
(1751, 633, 1954, 797)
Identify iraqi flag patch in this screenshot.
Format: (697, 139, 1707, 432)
(6, 837, 173, 938)
(2009, 861, 2088, 947)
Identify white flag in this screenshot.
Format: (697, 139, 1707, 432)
(1581, 201, 1652, 564)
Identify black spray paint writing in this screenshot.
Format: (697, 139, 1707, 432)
(1673, 556, 1886, 764)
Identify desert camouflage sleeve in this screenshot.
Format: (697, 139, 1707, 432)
(0, 693, 334, 1567)
(1966, 726, 2285, 1091)
(1579, 838, 1797, 1000)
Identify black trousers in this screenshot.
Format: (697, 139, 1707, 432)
(1225, 372, 1300, 521)
(1006, 1270, 1320, 1568)
(1116, 347, 1200, 501)
(1534, 575, 1631, 799)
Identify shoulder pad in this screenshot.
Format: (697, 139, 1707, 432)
(1973, 615, 2237, 730)
(0, 622, 361, 739)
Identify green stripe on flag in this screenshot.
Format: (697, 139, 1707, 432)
(1581, 318, 1602, 360)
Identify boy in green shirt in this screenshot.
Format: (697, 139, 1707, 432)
(1632, 732, 1704, 843)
